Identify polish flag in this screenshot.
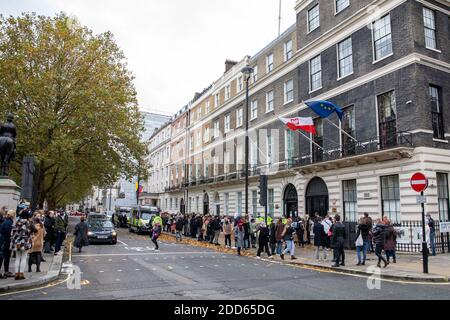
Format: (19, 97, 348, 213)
(281, 117, 316, 134)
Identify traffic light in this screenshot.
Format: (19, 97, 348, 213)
(258, 175, 268, 207)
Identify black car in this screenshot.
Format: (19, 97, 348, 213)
(88, 220, 117, 245)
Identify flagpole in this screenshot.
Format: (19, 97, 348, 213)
(297, 131, 326, 152)
(324, 118, 359, 143)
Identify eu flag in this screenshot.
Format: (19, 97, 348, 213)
(305, 100, 344, 121)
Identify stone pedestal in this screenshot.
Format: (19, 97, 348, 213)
(0, 177, 22, 211)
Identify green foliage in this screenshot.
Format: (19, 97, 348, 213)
(0, 12, 148, 208)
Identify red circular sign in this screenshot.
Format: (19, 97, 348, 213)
(410, 173, 428, 193)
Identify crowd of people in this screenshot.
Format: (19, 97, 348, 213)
(0, 205, 69, 281)
(158, 211, 407, 268)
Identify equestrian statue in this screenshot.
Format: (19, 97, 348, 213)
(0, 113, 17, 177)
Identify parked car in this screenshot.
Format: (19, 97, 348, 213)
(87, 219, 117, 245)
(87, 213, 109, 224)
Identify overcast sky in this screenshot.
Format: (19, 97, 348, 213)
(1, 0, 297, 115)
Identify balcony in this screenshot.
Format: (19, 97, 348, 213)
(288, 131, 414, 174)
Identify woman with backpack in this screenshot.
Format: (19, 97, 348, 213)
(280, 220, 297, 260)
(313, 217, 327, 261)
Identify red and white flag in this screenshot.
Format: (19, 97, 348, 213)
(281, 117, 316, 134)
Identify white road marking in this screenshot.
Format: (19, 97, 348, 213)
(116, 279, 121, 282)
(135, 269, 141, 271)
(117, 239, 128, 246)
(168, 266, 173, 270)
(72, 252, 217, 258)
(200, 266, 204, 268)
(108, 259, 113, 262)
(214, 265, 219, 267)
(99, 271, 104, 273)
(185, 266, 189, 269)
(117, 270, 122, 272)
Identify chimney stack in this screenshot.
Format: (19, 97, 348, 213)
(225, 59, 238, 73)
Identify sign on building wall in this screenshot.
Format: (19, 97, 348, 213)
(440, 222, 450, 234)
(394, 226, 423, 245)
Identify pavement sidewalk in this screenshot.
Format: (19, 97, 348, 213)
(161, 231, 449, 283)
(0, 251, 64, 293)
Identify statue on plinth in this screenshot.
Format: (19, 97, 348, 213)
(0, 113, 17, 177)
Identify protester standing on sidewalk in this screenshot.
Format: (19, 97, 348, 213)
(175, 215, 184, 242)
(250, 219, 257, 249)
(281, 220, 297, 260)
(269, 220, 277, 255)
(54, 211, 66, 256)
(73, 216, 89, 253)
(190, 214, 197, 239)
(355, 213, 371, 266)
(211, 216, 222, 246)
(256, 223, 273, 259)
(322, 215, 332, 251)
(426, 213, 436, 256)
(331, 215, 346, 268)
(223, 217, 232, 248)
(0, 210, 15, 279)
(313, 217, 327, 261)
(235, 219, 245, 256)
(29, 217, 46, 273)
(275, 219, 285, 256)
(305, 214, 312, 245)
(295, 218, 305, 248)
(373, 219, 389, 268)
(10, 216, 35, 280)
(384, 219, 397, 264)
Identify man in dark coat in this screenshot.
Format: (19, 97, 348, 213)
(190, 214, 197, 239)
(0, 211, 14, 278)
(256, 223, 273, 259)
(44, 211, 56, 253)
(313, 217, 327, 261)
(73, 216, 89, 253)
(331, 215, 346, 267)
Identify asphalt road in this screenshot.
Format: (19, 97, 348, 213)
(1, 217, 450, 300)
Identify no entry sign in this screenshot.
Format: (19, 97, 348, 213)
(410, 173, 428, 193)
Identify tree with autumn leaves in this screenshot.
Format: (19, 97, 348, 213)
(0, 13, 148, 209)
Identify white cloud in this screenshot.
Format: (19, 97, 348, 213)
(2, 0, 297, 114)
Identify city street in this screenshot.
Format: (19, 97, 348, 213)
(1, 217, 450, 300)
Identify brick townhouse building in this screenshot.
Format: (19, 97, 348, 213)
(149, 0, 450, 227)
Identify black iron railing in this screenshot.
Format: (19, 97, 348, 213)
(393, 220, 450, 254)
(289, 131, 414, 168)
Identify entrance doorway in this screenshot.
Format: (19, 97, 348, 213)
(306, 177, 329, 218)
(203, 193, 210, 215)
(283, 184, 298, 219)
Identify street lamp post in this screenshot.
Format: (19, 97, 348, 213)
(241, 65, 254, 221)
